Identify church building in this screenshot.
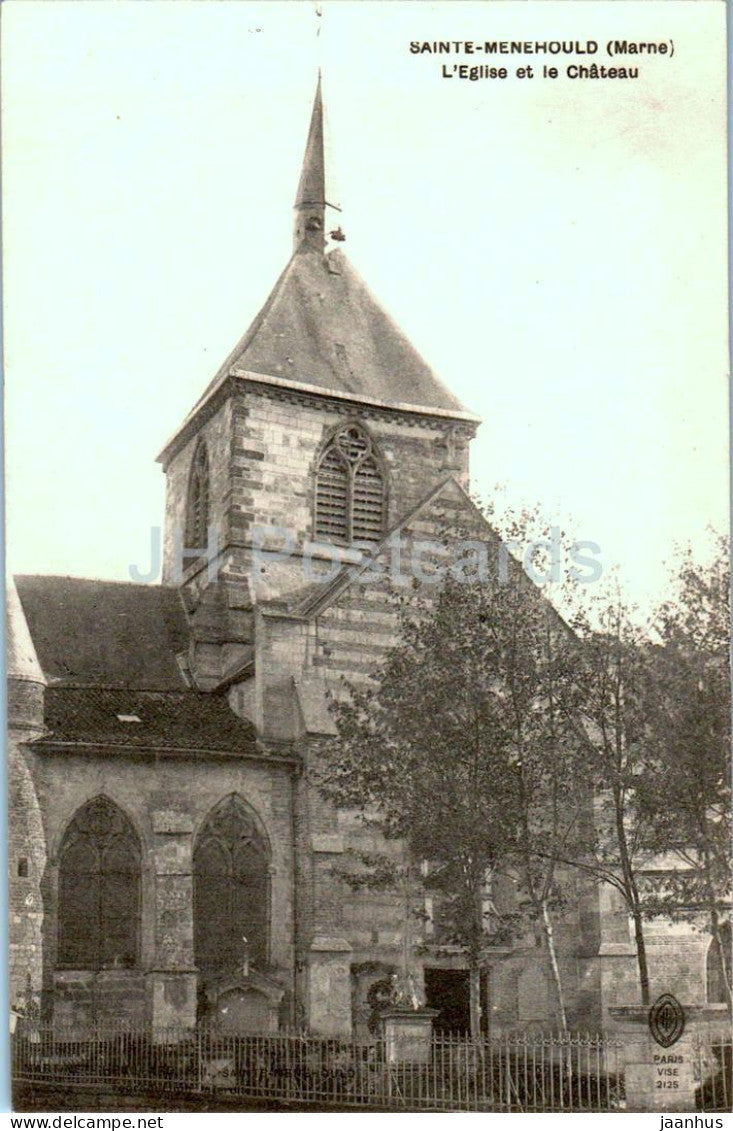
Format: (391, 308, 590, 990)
(8, 79, 724, 1040)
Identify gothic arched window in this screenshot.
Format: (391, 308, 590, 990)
(186, 441, 210, 551)
(57, 797, 141, 970)
(193, 796, 269, 980)
(706, 923, 732, 1004)
(314, 424, 385, 545)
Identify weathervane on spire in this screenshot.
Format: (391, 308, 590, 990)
(314, 2, 323, 69)
(293, 41, 345, 253)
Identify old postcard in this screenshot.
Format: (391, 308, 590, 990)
(3, 0, 729, 1118)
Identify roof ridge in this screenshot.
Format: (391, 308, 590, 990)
(157, 253, 300, 458)
(14, 573, 170, 591)
(44, 684, 205, 694)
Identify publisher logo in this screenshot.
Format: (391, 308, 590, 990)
(649, 993, 685, 1048)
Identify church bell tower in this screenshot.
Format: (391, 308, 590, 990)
(156, 76, 480, 693)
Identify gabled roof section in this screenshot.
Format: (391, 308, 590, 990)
(15, 575, 189, 690)
(259, 476, 573, 637)
(261, 475, 500, 623)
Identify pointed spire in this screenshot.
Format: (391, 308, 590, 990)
(293, 73, 341, 252)
(295, 72, 326, 208)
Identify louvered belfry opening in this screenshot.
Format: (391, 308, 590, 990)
(315, 424, 385, 545)
(186, 440, 210, 551)
(316, 447, 349, 543)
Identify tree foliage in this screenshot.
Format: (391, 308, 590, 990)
(555, 598, 658, 1003)
(637, 537, 731, 1002)
(319, 501, 731, 1027)
(320, 507, 594, 1033)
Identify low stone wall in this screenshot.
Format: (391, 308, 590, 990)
(53, 970, 147, 1032)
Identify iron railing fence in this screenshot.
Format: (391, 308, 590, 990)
(694, 1031, 732, 1113)
(12, 1025, 625, 1112)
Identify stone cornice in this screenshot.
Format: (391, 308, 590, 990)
(31, 738, 300, 767)
(230, 369, 481, 424)
(157, 371, 479, 469)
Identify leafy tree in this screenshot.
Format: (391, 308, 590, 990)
(320, 496, 730, 1025)
(321, 571, 518, 1040)
(320, 507, 594, 1037)
(556, 544, 730, 1010)
(507, 623, 591, 1032)
(494, 510, 600, 1032)
(638, 537, 731, 1005)
(556, 597, 658, 1005)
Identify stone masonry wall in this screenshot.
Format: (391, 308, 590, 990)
(162, 399, 233, 583)
(9, 675, 47, 1018)
(30, 749, 296, 1028)
(227, 388, 471, 562)
(162, 385, 473, 594)
(9, 740, 46, 1015)
(254, 475, 663, 1035)
(600, 903, 718, 1028)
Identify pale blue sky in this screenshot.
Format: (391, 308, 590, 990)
(3, 1, 728, 611)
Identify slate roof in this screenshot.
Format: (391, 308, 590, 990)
(39, 686, 258, 755)
(15, 575, 189, 691)
(14, 576, 263, 756)
(227, 249, 469, 414)
(161, 248, 476, 467)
